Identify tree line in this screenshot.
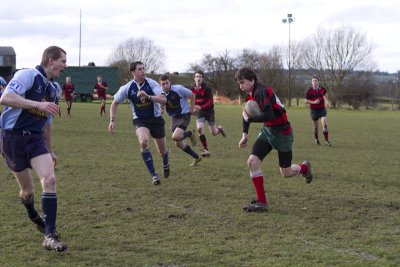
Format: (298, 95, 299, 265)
(106, 26, 399, 110)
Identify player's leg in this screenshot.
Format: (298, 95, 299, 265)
(136, 126, 159, 184)
(278, 151, 312, 183)
(14, 169, 45, 233)
(154, 137, 170, 178)
(31, 153, 68, 252)
(101, 99, 106, 116)
(313, 118, 320, 145)
(243, 138, 272, 212)
(196, 117, 209, 156)
(321, 116, 331, 146)
(66, 99, 71, 115)
(3, 132, 46, 234)
(151, 119, 170, 179)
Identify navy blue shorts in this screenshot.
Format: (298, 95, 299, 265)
(196, 109, 215, 125)
(310, 108, 327, 121)
(171, 113, 191, 132)
(2, 130, 48, 172)
(133, 117, 166, 139)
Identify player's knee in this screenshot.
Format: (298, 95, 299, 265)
(19, 191, 34, 200)
(247, 156, 260, 170)
(41, 174, 56, 188)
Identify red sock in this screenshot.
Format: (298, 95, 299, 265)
(251, 175, 266, 203)
(300, 163, 308, 174)
(323, 130, 329, 141)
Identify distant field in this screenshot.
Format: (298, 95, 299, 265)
(0, 103, 399, 266)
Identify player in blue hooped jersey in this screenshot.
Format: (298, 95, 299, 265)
(159, 75, 201, 167)
(109, 61, 170, 186)
(0, 46, 68, 252)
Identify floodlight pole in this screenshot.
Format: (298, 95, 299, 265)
(282, 14, 294, 106)
(79, 9, 82, 67)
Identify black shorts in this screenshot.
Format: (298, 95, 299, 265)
(196, 109, 215, 125)
(251, 138, 292, 168)
(171, 113, 191, 132)
(133, 117, 166, 139)
(2, 130, 48, 172)
(310, 108, 327, 121)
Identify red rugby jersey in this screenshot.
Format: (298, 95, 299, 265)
(305, 87, 327, 109)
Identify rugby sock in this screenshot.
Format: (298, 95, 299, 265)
(314, 131, 319, 141)
(199, 134, 208, 150)
(183, 131, 192, 139)
(42, 192, 57, 235)
(299, 163, 309, 174)
(21, 195, 39, 219)
(250, 172, 266, 204)
(141, 149, 156, 176)
(183, 145, 200, 159)
(323, 129, 329, 141)
(162, 150, 169, 166)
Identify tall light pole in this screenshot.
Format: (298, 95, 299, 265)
(282, 13, 294, 106)
(79, 9, 82, 67)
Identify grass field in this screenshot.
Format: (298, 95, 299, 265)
(0, 102, 399, 266)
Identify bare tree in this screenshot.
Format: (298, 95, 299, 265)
(258, 46, 285, 98)
(188, 50, 237, 97)
(236, 48, 262, 69)
(107, 37, 166, 82)
(301, 25, 375, 108)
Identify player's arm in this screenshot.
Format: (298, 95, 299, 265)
(247, 92, 275, 123)
(149, 93, 167, 104)
(108, 100, 118, 133)
(199, 87, 214, 110)
(323, 92, 330, 108)
(0, 92, 59, 116)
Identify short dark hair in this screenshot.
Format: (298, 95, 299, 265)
(40, 46, 66, 67)
(235, 67, 258, 83)
(193, 70, 204, 78)
(130, 61, 144, 72)
(312, 76, 320, 81)
(159, 74, 169, 81)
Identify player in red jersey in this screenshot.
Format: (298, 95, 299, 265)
(235, 67, 313, 212)
(62, 76, 74, 116)
(190, 70, 226, 157)
(94, 75, 108, 116)
(305, 77, 332, 146)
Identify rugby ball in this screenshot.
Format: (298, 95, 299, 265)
(244, 100, 262, 118)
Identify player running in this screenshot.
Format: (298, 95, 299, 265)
(62, 75, 74, 116)
(191, 70, 226, 157)
(235, 67, 313, 212)
(305, 76, 332, 146)
(94, 75, 108, 116)
(159, 75, 201, 167)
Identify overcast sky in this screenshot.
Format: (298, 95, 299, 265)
(1, 0, 399, 73)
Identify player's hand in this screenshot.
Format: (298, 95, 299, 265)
(194, 105, 201, 111)
(40, 102, 59, 117)
(108, 122, 115, 134)
(239, 134, 248, 148)
(315, 99, 321, 104)
(50, 152, 58, 166)
(242, 109, 249, 122)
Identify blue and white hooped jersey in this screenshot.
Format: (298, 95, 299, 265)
(165, 85, 193, 117)
(0, 66, 57, 132)
(113, 77, 164, 120)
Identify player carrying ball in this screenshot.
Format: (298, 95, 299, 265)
(235, 67, 313, 212)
